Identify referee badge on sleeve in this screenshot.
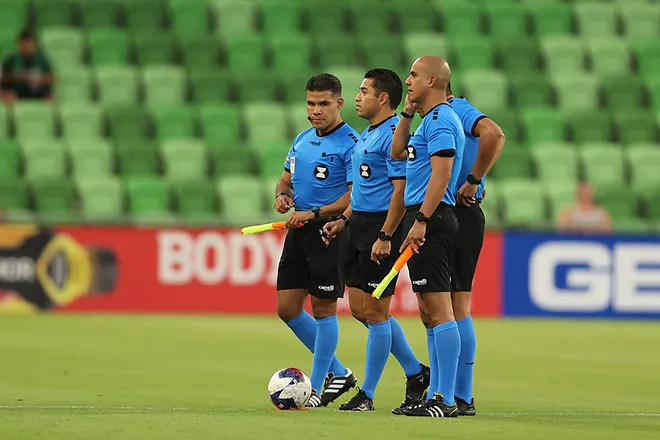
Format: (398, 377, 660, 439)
(290, 157, 296, 174)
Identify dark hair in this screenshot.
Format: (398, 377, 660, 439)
(306, 73, 342, 96)
(364, 68, 403, 110)
(18, 29, 35, 41)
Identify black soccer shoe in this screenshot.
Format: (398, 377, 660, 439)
(338, 389, 374, 412)
(305, 389, 322, 408)
(455, 396, 476, 416)
(392, 398, 425, 415)
(391, 364, 431, 415)
(319, 368, 357, 406)
(403, 393, 458, 418)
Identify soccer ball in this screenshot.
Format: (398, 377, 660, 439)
(268, 368, 312, 410)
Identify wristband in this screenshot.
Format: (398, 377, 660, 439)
(401, 111, 414, 119)
(338, 214, 350, 227)
(276, 192, 292, 199)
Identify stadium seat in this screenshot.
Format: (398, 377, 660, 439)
(304, 1, 348, 34)
(77, 0, 119, 28)
(484, 109, 522, 144)
(68, 139, 114, 177)
(402, 33, 450, 67)
(260, 0, 303, 34)
(0, 140, 19, 177)
(613, 111, 659, 145)
(633, 38, 660, 81)
(520, 108, 566, 144)
(56, 67, 92, 103)
(169, 0, 210, 37)
(40, 27, 83, 66)
(125, 176, 171, 216)
(212, 151, 255, 177)
(256, 142, 290, 177)
(141, 66, 186, 106)
(586, 38, 631, 78)
(161, 139, 208, 181)
(87, 29, 129, 66)
(107, 105, 150, 140)
(627, 145, 660, 193)
(223, 34, 266, 72)
(645, 188, 660, 221)
(551, 73, 600, 112)
(116, 142, 159, 177)
(527, 1, 572, 37)
(0, 178, 27, 211)
(390, 2, 437, 33)
(546, 182, 577, 222)
(596, 185, 638, 221)
(500, 179, 547, 228)
(0, 0, 27, 37)
(326, 66, 364, 105)
(121, 0, 166, 31)
(12, 102, 56, 140)
(541, 37, 586, 74)
(282, 70, 315, 103)
(646, 77, 660, 111)
(497, 39, 541, 74)
(603, 75, 645, 111)
(172, 178, 217, 222)
(244, 103, 288, 145)
(270, 35, 312, 76)
(348, 1, 392, 35)
(59, 103, 104, 139)
(580, 146, 626, 189)
(510, 75, 553, 109)
(33, 0, 73, 27)
(96, 66, 139, 106)
(198, 103, 240, 144)
(361, 36, 405, 73)
(261, 176, 289, 222)
(189, 70, 234, 103)
(180, 36, 220, 70)
(235, 71, 280, 103)
(449, 37, 495, 71)
(216, 175, 264, 224)
(532, 144, 579, 184)
(491, 149, 532, 181)
(485, 3, 528, 39)
(619, 3, 660, 39)
(436, 1, 481, 39)
(315, 36, 359, 68)
(574, 3, 618, 38)
(211, 0, 257, 35)
(460, 70, 509, 111)
(289, 103, 313, 135)
(152, 105, 196, 140)
(569, 113, 613, 144)
(133, 32, 175, 66)
(0, 106, 7, 138)
(31, 178, 75, 216)
(76, 176, 124, 219)
(21, 140, 67, 180)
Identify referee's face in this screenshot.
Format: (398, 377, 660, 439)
(306, 90, 344, 131)
(355, 79, 381, 120)
(405, 59, 426, 104)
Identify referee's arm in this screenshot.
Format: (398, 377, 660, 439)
(381, 179, 405, 235)
(470, 118, 505, 179)
(274, 170, 294, 213)
(318, 184, 352, 217)
(419, 153, 454, 219)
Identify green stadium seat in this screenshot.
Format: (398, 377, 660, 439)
(223, 34, 265, 72)
(0, 0, 27, 37)
(12, 102, 56, 140)
(645, 188, 660, 221)
(327, 66, 364, 102)
(95, 66, 139, 106)
(161, 139, 208, 181)
(260, 0, 303, 34)
(133, 32, 175, 66)
(126, 176, 171, 216)
(216, 175, 264, 224)
(614, 111, 659, 145)
(76, 176, 124, 220)
(484, 109, 522, 144)
(532, 144, 579, 184)
(348, 1, 392, 35)
(198, 103, 240, 144)
(450, 37, 495, 71)
(541, 37, 586, 74)
(527, 1, 572, 37)
(56, 67, 92, 103)
(107, 105, 149, 140)
(569, 113, 613, 144)
(546, 181, 577, 222)
(121, 0, 166, 31)
(315, 36, 359, 68)
(580, 145, 626, 189)
(647, 77, 660, 111)
(212, 151, 255, 177)
(33, 0, 73, 27)
(87, 29, 129, 66)
(596, 185, 638, 221)
(391, 3, 437, 33)
(633, 38, 660, 82)
(289, 103, 313, 135)
(189, 70, 233, 103)
(361, 36, 404, 72)
(491, 149, 532, 181)
(574, 3, 618, 38)
(22, 140, 67, 180)
(211, 0, 257, 36)
(244, 103, 288, 145)
(31, 178, 75, 216)
(436, 1, 481, 39)
(0, 106, 7, 138)
(116, 141, 159, 177)
(0, 29, 14, 60)
(627, 144, 660, 193)
(152, 105, 196, 140)
(586, 38, 631, 77)
(173, 178, 217, 222)
(552, 73, 600, 112)
(620, 4, 660, 39)
(68, 139, 114, 177)
(500, 179, 547, 228)
(604, 75, 645, 110)
(304, 1, 347, 34)
(142, 66, 186, 106)
(520, 108, 566, 144)
(169, 0, 210, 37)
(256, 142, 290, 177)
(510, 75, 553, 109)
(269, 34, 311, 76)
(0, 178, 27, 211)
(497, 39, 541, 73)
(485, 3, 527, 39)
(402, 33, 450, 66)
(59, 103, 103, 139)
(0, 140, 19, 177)
(282, 70, 315, 103)
(77, 0, 119, 28)
(180, 36, 220, 70)
(40, 27, 83, 66)
(235, 71, 280, 103)
(460, 70, 509, 111)
(261, 176, 289, 222)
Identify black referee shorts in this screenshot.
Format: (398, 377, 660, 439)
(403, 203, 458, 294)
(341, 211, 404, 297)
(276, 218, 346, 299)
(451, 203, 486, 292)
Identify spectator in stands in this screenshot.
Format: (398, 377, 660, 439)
(557, 181, 612, 234)
(1, 29, 54, 104)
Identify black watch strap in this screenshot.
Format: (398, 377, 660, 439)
(415, 211, 430, 224)
(339, 214, 350, 226)
(378, 230, 392, 241)
(277, 192, 292, 199)
(312, 207, 321, 218)
(400, 111, 414, 119)
(467, 174, 482, 185)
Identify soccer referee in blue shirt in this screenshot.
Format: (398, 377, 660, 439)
(322, 69, 430, 412)
(391, 56, 465, 418)
(274, 73, 359, 407)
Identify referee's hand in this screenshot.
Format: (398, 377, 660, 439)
(320, 220, 345, 245)
(371, 239, 390, 265)
(457, 182, 478, 207)
(401, 221, 425, 253)
(274, 194, 294, 213)
(285, 210, 313, 229)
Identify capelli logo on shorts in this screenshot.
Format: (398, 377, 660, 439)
(412, 279, 427, 286)
(367, 282, 379, 288)
(318, 285, 335, 292)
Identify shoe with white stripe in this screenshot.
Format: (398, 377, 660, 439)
(402, 393, 458, 418)
(319, 368, 357, 406)
(305, 389, 322, 408)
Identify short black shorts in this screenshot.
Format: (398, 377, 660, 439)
(451, 203, 486, 292)
(341, 211, 404, 297)
(276, 219, 346, 299)
(403, 203, 458, 293)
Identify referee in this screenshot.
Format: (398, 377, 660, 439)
(274, 73, 358, 407)
(391, 56, 465, 418)
(322, 69, 429, 412)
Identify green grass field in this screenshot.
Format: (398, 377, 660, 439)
(1, 315, 659, 440)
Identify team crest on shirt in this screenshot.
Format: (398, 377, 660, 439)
(359, 163, 371, 179)
(407, 145, 417, 160)
(314, 165, 329, 180)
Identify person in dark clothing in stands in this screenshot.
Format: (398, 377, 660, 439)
(1, 30, 54, 104)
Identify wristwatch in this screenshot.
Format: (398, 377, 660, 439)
(415, 211, 430, 224)
(311, 207, 321, 218)
(467, 174, 482, 185)
(378, 230, 392, 241)
(400, 111, 414, 119)
(338, 214, 350, 227)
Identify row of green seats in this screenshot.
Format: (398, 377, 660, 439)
(3, 0, 659, 40)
